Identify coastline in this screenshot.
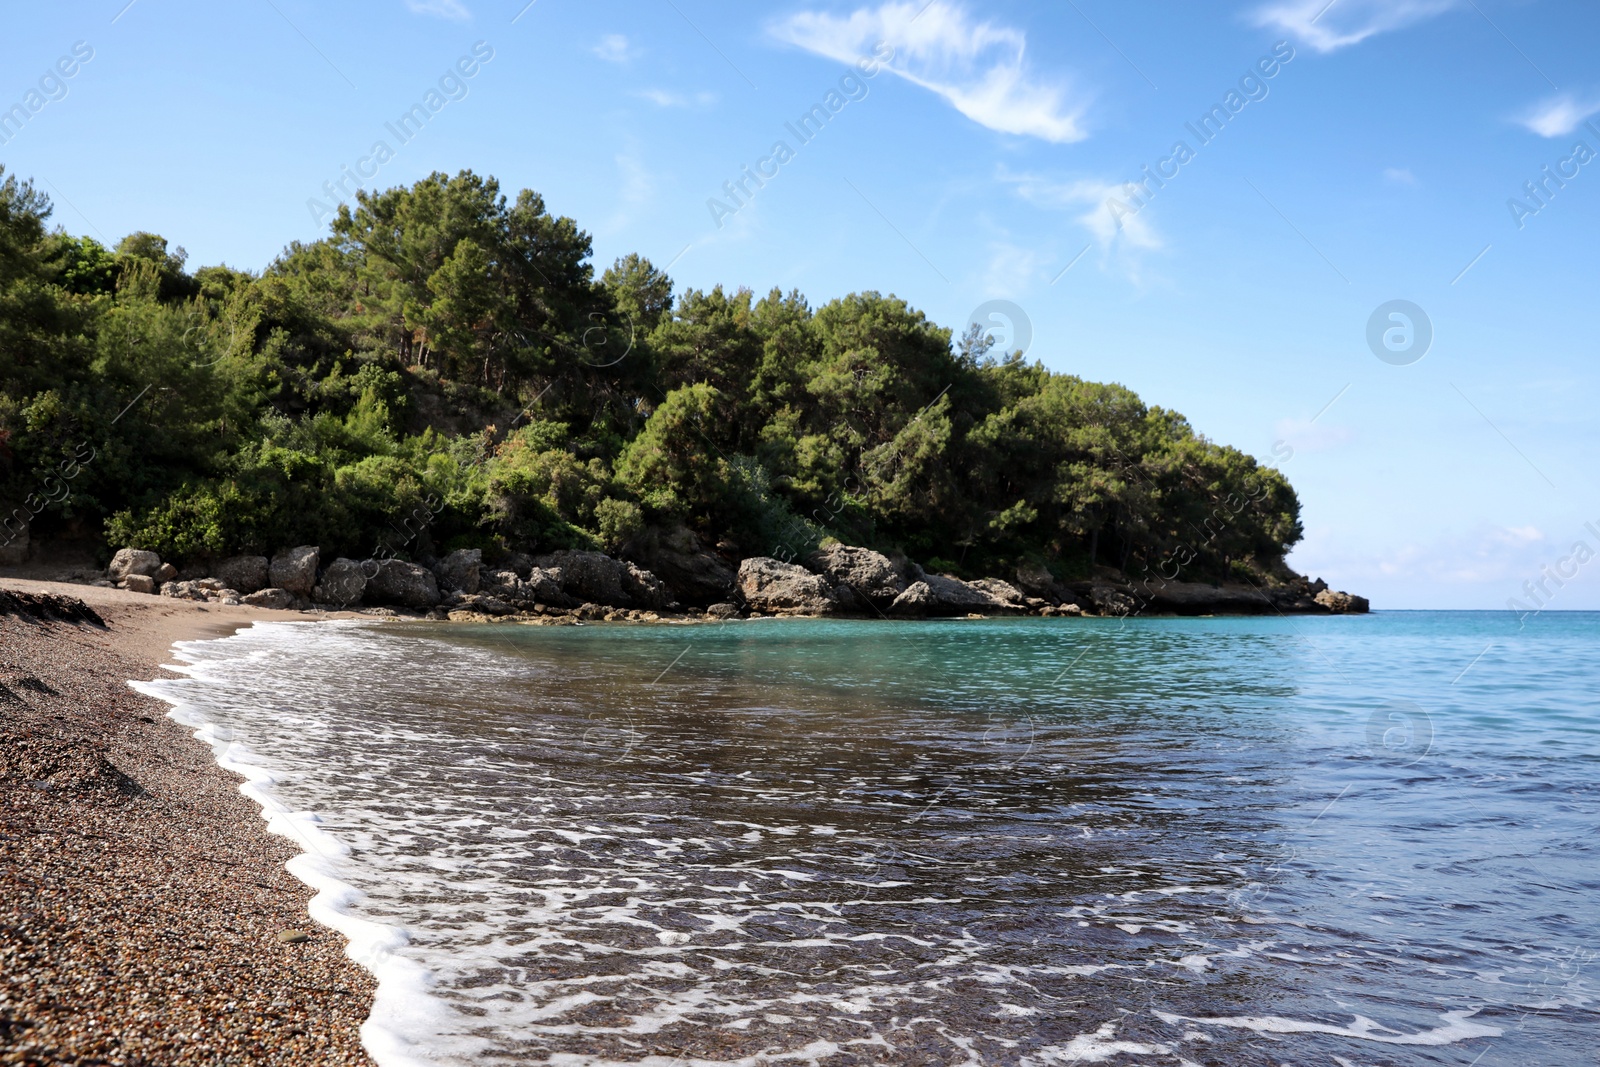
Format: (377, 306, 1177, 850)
(0, 579, 376, 1065)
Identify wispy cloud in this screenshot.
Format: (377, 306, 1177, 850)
(1383, 166, 1417, 185)
(405, 0, 470, 21)
(1001, 170, 1161, 251)
(1252, 0, 1458, 53)
(769, 1, 1087, 143)
(593, 33, 638, 64)
(1517, 92, 1600, 137)
(637, 88, 717, 108)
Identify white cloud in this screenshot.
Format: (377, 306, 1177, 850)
(405, 0, 469, 20)
(1517, 92, 1600, 137)
(1251, 0, 1458, 53)
(981, 240, 1051, 297)
(1001, 170, 1162, 251)
(1383, 166, 1417, 185)
(637, 88, 718, 108)
(593, 33, 638, 64)
(769, 1, 1087, 143)
(1273, 416, 1353, 454)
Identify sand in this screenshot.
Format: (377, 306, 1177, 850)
(0, 579, 377, 1065)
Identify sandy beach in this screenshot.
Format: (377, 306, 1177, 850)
(0, 579, 376, 1066)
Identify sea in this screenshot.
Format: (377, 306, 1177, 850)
(134, 611, 1600, 1066)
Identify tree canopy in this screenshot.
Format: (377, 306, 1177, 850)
(0, 167, 1301, 583)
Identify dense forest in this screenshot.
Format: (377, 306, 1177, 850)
(0, 166, 1301, 584)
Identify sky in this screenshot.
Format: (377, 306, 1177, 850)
(3, 0, 1597, 610)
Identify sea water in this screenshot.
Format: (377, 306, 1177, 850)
(136, 612, 1600, 1065)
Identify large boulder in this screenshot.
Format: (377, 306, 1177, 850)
(737, 557, 838, 616)
(366, 559, 441, 609)
(803, 544, 908, 612)
(213, 555, 269, 595)
(318, 558, 367, 607)
(269, 546, 319, 597)
(242, 587, 295, 610)
(1084, 584, 1139, 617)
(1013, 561, 1084, 609)
(434, 548, 482, 594)
(622, 524, 735, 606)
(1315, 588, 1370, 614)
(888, 573, 1017, 617)
(108, 548, 161, 582)
(531, 550, 672, 609)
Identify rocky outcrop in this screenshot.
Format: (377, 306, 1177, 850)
(242, 587, 295, 610)
(317, 558, 367, 607)
(888, 573, 1027, 617)
(1013, 561, 1085, 609)
(531, 550, 672, 609)
(108, 548, 161, 582)
(623, 524, 735, 606)
(365, 560, 441, 609)
(737, 557, 839, 615)
(804, 544, 908, 612)
(1314, 588, 1369, 614)
(160, 579, 242, 605)
(268, 546, 319, 597)
(212, 556, 269, 596)
(433, 548, 481, 594)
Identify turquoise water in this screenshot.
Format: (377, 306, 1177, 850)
(143, 612, 1600, 1065)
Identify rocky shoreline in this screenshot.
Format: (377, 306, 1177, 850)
(79, 536, 1368, 626)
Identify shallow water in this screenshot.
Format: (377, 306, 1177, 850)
(139, 612, 1600, 1066)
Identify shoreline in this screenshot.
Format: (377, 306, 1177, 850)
(0, 579, 376, 1065)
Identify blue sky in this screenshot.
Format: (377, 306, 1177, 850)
(4, 0, 1597, 610)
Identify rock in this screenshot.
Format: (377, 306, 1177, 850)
(366, 560, 441, 609)
(242, 587, 295, 610)
(531, 550, 673, 609)
(434, 548, 482, 594)
(705, 602, 741, 619)
(1315, 589, 1370, 614)
(1136, 580, 1272, 615)
(213, 555, 269, 595)
(1013, 561, 1085, 608)
(121, 574, 157, 595)
(1043, 603, 1084, 617)
(108, 548, 161, 582)
(623, 524, 736, 606)
(319, 558, 367, 607)
(276, 930, 311, 945)
(450, 593, 517, 616)
(154, 562, 178, 583)
(268, 546, 319, 597)
(966, 577, 1029, 609)
(737, 557, 839, 615)
(803, 544, 909, 612)
(888, 573, 1023, 617)
(1085, 584, 1138, 617)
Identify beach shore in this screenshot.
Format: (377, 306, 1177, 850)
(0, 579, 376, 1066)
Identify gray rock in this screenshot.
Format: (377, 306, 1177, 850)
(1315, 589, 1369, 614)
(108, 548, 161, 581)
(213, 555, 269, 595)
(889, 574, 1024, 617)
(804, 544, 908, 612)
(242, 587, 296, 610)
(319, 558, 367, 607)
(966, 577, 1029, 608)
(434, 548, 482, 594)
(122, 574, 157, 595)
(623, 524, 735, 606)
(269, 546, 319, 597)
(737, 557, 838, 616)
(366, 559, 441, 609)
(154, 562, 178, 583)
(531, 550, 672, 609)
(1013, 561, 1085, 608)
(706, 602, 741, 619)
(1086, 584, 1138, 617)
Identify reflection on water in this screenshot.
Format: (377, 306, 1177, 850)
(147, 613, 1600, 1065)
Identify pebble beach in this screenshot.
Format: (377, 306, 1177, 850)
(0, 580, 375, 1066)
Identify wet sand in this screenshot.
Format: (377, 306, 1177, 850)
(0, 580, 376, 1065)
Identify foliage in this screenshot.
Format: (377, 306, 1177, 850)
(0, 167, 1302, 581)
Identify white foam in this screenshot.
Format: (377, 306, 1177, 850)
(1154, 1008, 1503, 1045)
